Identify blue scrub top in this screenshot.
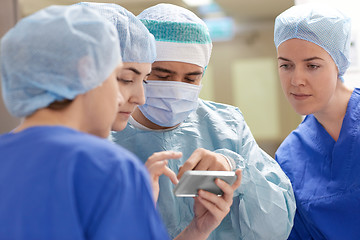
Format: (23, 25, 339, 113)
(276, 88, 360, 240)
(0, 126, 169, 240)
(112, 99, 296, 240)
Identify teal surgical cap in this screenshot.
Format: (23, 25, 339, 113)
(77, 2, 156, 63)
(137, 3, 212, 68)
(1, 5, 121, 118)
(274, 3, 351, 79)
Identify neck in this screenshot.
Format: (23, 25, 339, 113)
(14, 98, 84, 134)
(313, 84, 353, 141)
(132, 107, 179, 130)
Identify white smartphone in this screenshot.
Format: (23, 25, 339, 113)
(173, 170, 237, 197)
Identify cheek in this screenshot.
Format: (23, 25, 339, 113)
(118, 86, 131, 103)
(278, 74, 290, 92)
(106, 81, 120, 111)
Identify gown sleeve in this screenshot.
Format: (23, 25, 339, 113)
(213, 108, 296, 240)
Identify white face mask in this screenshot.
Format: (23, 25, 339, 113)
(138, 80, 202, 127)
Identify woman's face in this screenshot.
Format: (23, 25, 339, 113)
(277, 38, 340, 116)
(82, 63, 123, 138)
(112, 62, 151, 131)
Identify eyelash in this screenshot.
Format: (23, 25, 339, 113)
(155, 75, 197, 83)
(117, 78, 148, 85)
(279, 64, 291, 69)
(117, 78, 132, 83)
(308, 64, 319, 69)
(156, 75, 169, 80)
(279, 64, 320, 70)
(185, 78, 196, 82)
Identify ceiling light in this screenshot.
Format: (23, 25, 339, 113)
(182, 0, 213, 7)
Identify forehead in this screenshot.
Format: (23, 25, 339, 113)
(151, 61, 203, 74)
(277, 38, 331, 59)
(121, 62, 152, 74)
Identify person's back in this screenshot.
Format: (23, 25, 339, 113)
(0, 5, 169, 240)
(0, 126, 165, 239)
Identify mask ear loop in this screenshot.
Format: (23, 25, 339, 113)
(202, 66, 207, 77)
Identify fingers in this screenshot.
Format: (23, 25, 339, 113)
(177, 148, 205, 179)
(145, 151, 182, 186)
(196, 190, 229, 219)
(147, 160, 179, 185)
(146, 151, 182, 167)
(231, 169, 242, 190)
(216, 169, 242, 202)
(197, 169, 242, 213)
(177, 150, 232, 179)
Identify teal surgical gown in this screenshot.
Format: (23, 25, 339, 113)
(112, 99, 296, 240)
(0, 126, 169, 240)
(275, 88, 360, 240)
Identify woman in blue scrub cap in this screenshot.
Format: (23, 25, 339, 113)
(274, 3, 360, 239)
(0, 4, 172, 240)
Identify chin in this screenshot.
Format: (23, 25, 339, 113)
(292, 105, 314, 116)
(111, 122, 127, 132)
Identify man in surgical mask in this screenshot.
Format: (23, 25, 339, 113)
(112, 3, 296, 240)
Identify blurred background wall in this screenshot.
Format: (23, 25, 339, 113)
(0, 0, 21, 134)
(1, 0, 359, 157)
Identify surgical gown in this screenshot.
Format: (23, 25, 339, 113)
(112, 99, 296, 240)
(275, 88, 360, 240)
(0, 126, 169, 240)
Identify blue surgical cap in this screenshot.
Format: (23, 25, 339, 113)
(77, 2, 156, 63)
(274, 4, 351, 79)
(137, 3, 212, 68)
(1, 5, 121, 118)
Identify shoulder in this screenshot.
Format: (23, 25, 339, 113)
(51, 128, 146, 180)
(66, 131, 152, 202)
(196, 99, 245, 121)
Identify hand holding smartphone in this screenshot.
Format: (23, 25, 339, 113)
(173, 170, 237, 197)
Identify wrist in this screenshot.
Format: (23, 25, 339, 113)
(186, 219, 210, 240)
(175, 219, 209, 240)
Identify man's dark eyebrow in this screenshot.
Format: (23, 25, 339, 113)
(186, 71, 203, 76)
(151, 67, 175, 74)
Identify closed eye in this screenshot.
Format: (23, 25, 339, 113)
(118, 78, 133, 83)
(155, 75, 170, 80)
(184, 78, 196, 83)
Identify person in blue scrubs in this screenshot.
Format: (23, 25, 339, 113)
(274, 4, 360, 239)
(112, 3, 296, 239)
(0, 5, 170, 240)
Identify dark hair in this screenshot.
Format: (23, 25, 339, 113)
(47, 99, 73, 110)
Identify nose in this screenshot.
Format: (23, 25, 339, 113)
(290, 67, 306, 86)
(130, 83, 146, 106)
(117, 91, 125, 106)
